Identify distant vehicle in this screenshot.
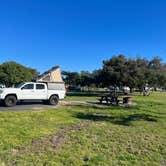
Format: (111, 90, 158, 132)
(123, 86, 130, 91)
(156, 88, 164, 92)
(0, 82, 66, 107)
(67, 86, 81, 91)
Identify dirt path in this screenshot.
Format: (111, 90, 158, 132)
(12, 121, 91, 158)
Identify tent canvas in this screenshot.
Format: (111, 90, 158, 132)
(36, 66, 64, 83)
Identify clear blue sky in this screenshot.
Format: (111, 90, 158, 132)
(0, 0, 166, 73)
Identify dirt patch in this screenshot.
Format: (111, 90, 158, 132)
(13, 121, 91, 157)
(60, 100, 87, 106)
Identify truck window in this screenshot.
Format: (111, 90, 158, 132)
(21, 84, 34, 90)
(36, 84, 45, 90)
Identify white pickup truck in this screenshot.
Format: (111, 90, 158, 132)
(0, 82, 66, 107)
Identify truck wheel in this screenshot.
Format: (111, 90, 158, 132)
(49, 95, 59, 105)
(4, 95, 17, 107)
(0, 100, 5, 106)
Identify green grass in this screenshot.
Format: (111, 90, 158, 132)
(0, 92, 166, 165)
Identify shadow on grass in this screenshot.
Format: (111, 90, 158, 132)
(73, 112, 158, 126)
(66, 101, 141, 111)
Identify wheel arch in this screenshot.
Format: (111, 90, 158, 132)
(5, 94, 18, 100)
(49, 94, 59, 100)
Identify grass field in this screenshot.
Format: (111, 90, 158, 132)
(0, 92, 166, 165)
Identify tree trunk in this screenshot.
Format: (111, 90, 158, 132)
(129, 87, 133, 93)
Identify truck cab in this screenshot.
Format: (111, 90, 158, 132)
(17, 82, 48, 100)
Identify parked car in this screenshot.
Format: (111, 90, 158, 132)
(0, 82, 66, 107)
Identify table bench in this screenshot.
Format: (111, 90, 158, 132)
(121, 96, 132, 104)
(98, 94, 120, 105)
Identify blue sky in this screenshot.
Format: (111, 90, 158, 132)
(0, 0, 166, 73)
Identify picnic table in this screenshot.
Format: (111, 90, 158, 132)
(98, 92, 120, 105)
(98, 92, 132, 105)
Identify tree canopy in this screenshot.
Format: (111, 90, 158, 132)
(63, 55, 166, 91)
(1, 55, 166, 90)
(0, 61, 38, 86)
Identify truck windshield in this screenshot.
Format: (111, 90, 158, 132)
(15, 83, 25, 88)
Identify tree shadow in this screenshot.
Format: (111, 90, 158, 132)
(73, 112, 158, 126)
(87, 101, 141, 110)
(66, 101, 141, 111)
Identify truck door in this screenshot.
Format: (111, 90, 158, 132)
(35, 83, 47, 99)
(20, 83, 35, 99)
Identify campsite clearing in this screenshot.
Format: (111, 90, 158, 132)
(0, 92, 166, 165)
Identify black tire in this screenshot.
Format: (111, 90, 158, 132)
(49, 95, 59, 105)
(4, 95, 17, 107)
(0, 100, 5, 106)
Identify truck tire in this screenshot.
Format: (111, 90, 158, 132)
(49, 95, 59, 105)
(0, 100, 5, 106)
(4, 95, 17, 107)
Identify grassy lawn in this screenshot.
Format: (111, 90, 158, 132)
(0, 92, 166, 165)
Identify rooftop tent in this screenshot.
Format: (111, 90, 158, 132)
(36, 66, 64, 83)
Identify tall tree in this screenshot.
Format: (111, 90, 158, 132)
(62, 71, 80, 86)
(0, 61, 38, 86)
(102, 55, 127, 87)
(91, 69, 103, 87)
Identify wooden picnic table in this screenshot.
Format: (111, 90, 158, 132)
(98, 93, 119, 105)
(98, 93, 133, 105)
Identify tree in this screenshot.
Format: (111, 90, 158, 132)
(79, 71, 93, 88)
(0, 61, 38, 87)
(91, 69, 103, 87)
(62, 71, 80, 86)
(102, 55, 127, 88)
(63, 55, 166, 92)
(134, 57, 149, 90)
(123, 59, 138, 92)
(147, 57, 166, 88)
